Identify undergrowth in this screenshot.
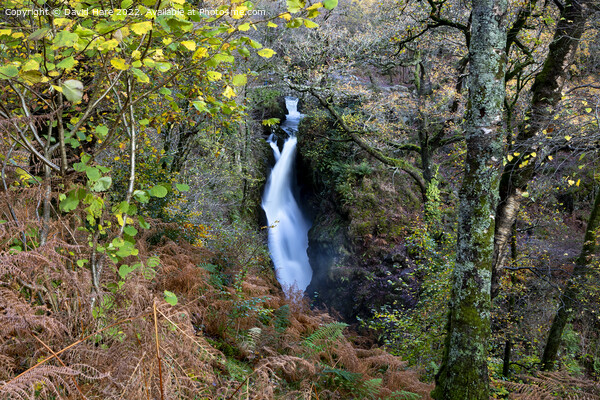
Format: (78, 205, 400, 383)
(0, 186, 433, 399)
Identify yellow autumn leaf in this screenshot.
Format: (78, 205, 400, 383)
(181, 41, 196, 51)
(304, 19, 319, 28)
(507, 154, 513, 162)
(111, 58, 129, 70)
(193, 47, 208, 59)
(281, 12, 292, 21)
(568, 179, 575, 186)
(565, 135, 572, 141)
(548, 155, 553, 160)
(131, 21, 153, 35)
(231, 5, 247, 19)
(257, 48, 276, 58)
(223, 85, 236, 99)
(576, 179, 581, 187)
(21, 59, 39, 72)
(207, 71, 222, 81)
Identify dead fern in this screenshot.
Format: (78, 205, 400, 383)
(497, 370, 600, 400)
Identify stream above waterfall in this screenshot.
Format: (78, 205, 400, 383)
(262, 97, 313, 292)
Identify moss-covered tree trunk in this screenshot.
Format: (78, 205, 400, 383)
(541, 186, 600, 371)
(431, 0, 507, 398)
(492, 0, 588, 298)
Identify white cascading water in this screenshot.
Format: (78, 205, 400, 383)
(262, 97, 313, 292)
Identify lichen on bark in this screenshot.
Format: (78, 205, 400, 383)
(432, 0, 507, 398)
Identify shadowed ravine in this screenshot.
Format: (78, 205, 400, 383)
(262, 97, 313, 292)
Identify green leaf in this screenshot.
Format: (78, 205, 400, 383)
(92, 176, 112, 192)
(323, 0, 338, 9)
(118, 264, 138, 279)
(287, 0, 305, 12)
(60, 190, 80, 212)
(121, 0, 133, 8)
(287, 18, 303, 28)
(76, 259, 88, 267)
(95, 125, 109, 139)
(232, 74, 247, 86)
(53, 31, 79, 47)
(133, 190, 150, 203)
(124, 225, 138, 236)
(164, 290, 178, 306)
(176, 183, 190, 192)
(28, 27, 50, 41)
(86, 167, 101, 182)
(257, 48, 276, 58)
(132, 68, 150, 83)
(149, 185, 168, 198)
(138, 215, 150, 229)
(0, 65, 19, 79)
(154, 62, 172, 72)
(56, 57, 77, 71)
(61, 79, 84, 102)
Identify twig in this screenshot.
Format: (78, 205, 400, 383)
(153, 300, 165, 400)
(32, 334, 88, 400)
(225, 376, 250, 400)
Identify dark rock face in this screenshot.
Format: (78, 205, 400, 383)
(295, 113, 420, 322)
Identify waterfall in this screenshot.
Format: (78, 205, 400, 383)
(262, 97, 313, 292)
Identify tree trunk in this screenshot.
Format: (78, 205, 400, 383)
(492, 0, 588, 298)
(541, 186, 600, 371)
(431, 0, 507, 398)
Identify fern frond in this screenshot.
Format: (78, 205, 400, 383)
(302, 321, 348, 354)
